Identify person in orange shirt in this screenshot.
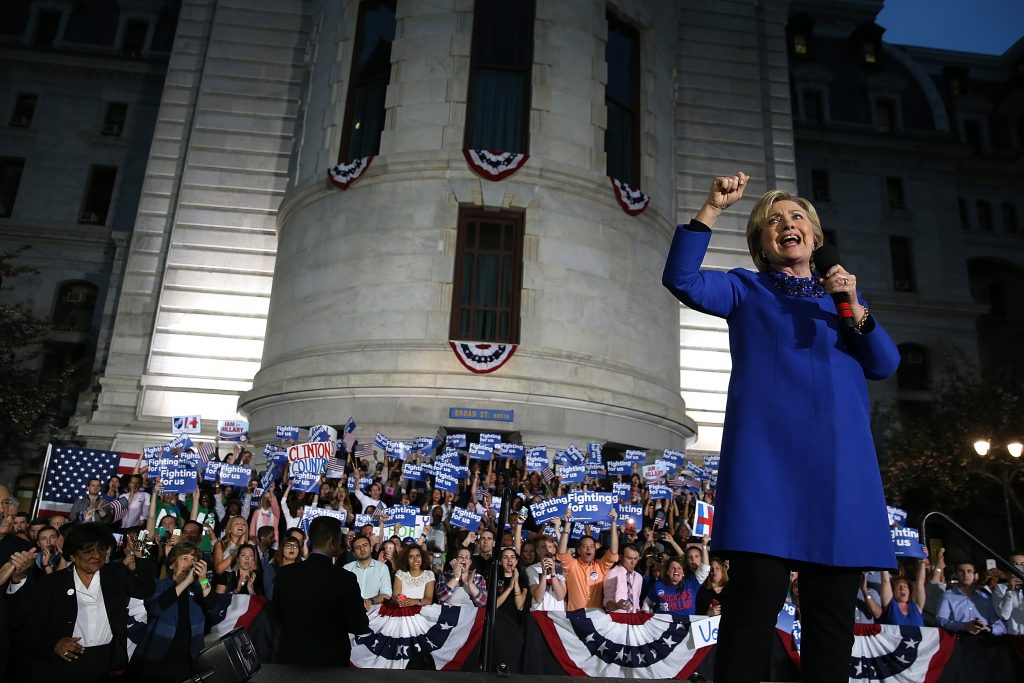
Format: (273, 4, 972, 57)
(553, 508, 620, 611)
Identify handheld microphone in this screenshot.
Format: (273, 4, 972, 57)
(813, 244, 855, 330)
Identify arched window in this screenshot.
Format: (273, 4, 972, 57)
(52, 281, 98, 332)
(896, 343, 930, 391)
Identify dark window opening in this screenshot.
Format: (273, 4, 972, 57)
(122, 20, 148, 56)
(449, 209, 524, 344)
(0, 158, 25, 217)
(989, 280, 1007, 324)
(802, 90, 823, 123)
(876, 99, 896, 132)
(959, 198, 970, 230)
(464, 0, 535, 153)
(962, 119, 982, 149)
(605, 12, 640, 186)
(976, 200, 992, 232)
(102, 102, 127, 136)
(33, 10, 61, 47)
(1002, 202, 1018, 234)
(889, 236, 916, 292)
(339, 0, 396, 162)
(787, 14, 814, 60)
(792, 33, 808, 55)
(79, 166, 117, 225)
(52, 282, 99, 332)
(40, 341, 92, 427)
(811, 169, 830, 201)
(885, 176, 905, 210)
(896, 344, 930, 391)
(9, 94, 37, 128)
(862, 41, 878, 64)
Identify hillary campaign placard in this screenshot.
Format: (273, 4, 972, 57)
(217, 419, 248, 442)
(218, 464, 252, 487)
(526, 446, 548, 471)
(450, 506, 483, 531)
(567, 490, 617, 523)
(559, 464, 585, 484)
(530, 495, 569, 524)
(891, 527, 926, 558)
(623, 449, 647, 463)
(616, 503, 644, 530)
(300, 506, 348, 534)
(161, 465, 198, 494)
(172, 416, 201, 434)
(287, 440, 331, 492)
(276, 425, 300, 442)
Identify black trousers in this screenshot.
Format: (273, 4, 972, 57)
(32, 642, 115, 682)
(713, 553, 860, 683)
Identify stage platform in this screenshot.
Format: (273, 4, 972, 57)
(247, 668, 768, 683)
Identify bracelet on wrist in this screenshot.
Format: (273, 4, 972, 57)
(854, 307, 871, 333)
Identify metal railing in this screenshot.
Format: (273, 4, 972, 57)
(919, 510, 1024, 583)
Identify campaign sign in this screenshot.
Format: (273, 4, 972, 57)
(218, 464, 252, 487)
(374, 432, 389, 450)
(142, 445, 162, 468)
(386, 441, 411, 461)
(686, 462, 708, 480)
(167, 433, 194, 453)
(202, 461, 223, 482)
(387, 505, 419, 527)
(612, 482, 632, 500)
(497, 443, 524, 459)
(584, 461, 606, 479)
(287, 440, 334, 462)
(606, 460, 631, 476)
(887, 506, 908, 528)
(309, 424, 337, 444)
(446, 433, 467, 448)
(526, 447, 548, 472)
(290, 456, 327, 493)
(358, 476, 373, 491)
(690, 615, 721, 649)
(172, 415, 202, 434)
(353, 514, 374, 529)
(587, 442, 602, 462)
(891, 527, 926, 558)
(562, 444, 585, 465)
(616, 503, 644, 530)
(217, 419, 248, 442)
(276, 425, 300, 442)
(161, 467, 198, 494)
(560, 464, 586, 484)
(662, 449, 687, 465)
(151, 456, 179, 481)
(655, 458, 678, 473)
(530, 495, 569, 524)
(434, 469, 460, 494)
(394, 515, 429, 543)
(567, 490, 617, 523)
(703, 455, 720, 469)
(623, 449, 647, 464)
(648, 484, 673, 500)
(300, 506, 348, 534)
(402, 463, 427, 482)
(479, 433, 502, 447)
(413, 437, 438, 456)
(570, 523, 601, 541)
(643, 463, 666, 482)
(450, 506, 483, 531)
(468, 443, 493, 461)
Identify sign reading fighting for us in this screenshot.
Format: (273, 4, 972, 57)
(567, 490, 617, 523)
(287, 440, 330, 492)
(300, 506, 348, 534)
(161, 466, 198, 494)
(891, 527, 926, 558)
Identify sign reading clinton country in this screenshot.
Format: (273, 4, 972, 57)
(287, 440, 330, 493)
(217, 419, 248, 442)
(171, 416, 201, 434)
(287, 440, 334, 461)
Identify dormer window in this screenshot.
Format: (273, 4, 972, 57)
(793, 33, 808, 55)
(862, 41, 877, 64)
(787, 14, 814, 60)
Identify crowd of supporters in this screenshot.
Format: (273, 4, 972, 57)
(0, 441, 1022, 680)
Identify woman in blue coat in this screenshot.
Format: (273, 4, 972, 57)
(662, 172, 900, 683)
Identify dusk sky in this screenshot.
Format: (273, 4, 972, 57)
(877, 0, 1024, 55)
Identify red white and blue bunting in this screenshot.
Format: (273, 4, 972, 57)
(532, 609, 710, 679)
(328, 156, 374, 190)
(463, 149, 529, 181)
(350, 604, 484, 670)
(610, 177, 650, 216)
(449, 340, 517, 374)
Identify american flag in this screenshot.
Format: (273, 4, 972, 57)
(325, 457, 345, 478)
(354, 443, 373, 460)
(369, 502, 389, 522)
(108, 494, 130, 523)
(37, 444, 141, 517)
(342, 417, 358, 453)
(541, 466, 556, 485)
(195, 442, 217, 464)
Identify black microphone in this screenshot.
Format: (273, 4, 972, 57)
(813, 244, 855, 330)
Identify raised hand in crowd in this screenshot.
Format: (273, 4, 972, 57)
(0, 548, 36, 584)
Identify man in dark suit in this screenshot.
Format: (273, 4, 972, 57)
(9, 522, 154, 681)
(272, 516, 369, 666)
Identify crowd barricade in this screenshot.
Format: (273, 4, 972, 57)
(334, 604, 1024, 682)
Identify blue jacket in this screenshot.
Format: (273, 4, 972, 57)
(662, 223, 899, 568)
(136, 578, 207, 663)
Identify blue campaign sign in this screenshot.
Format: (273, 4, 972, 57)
(468, 443, 493, 461)
(387, 505, 419, 526)
(656, 458, 678, 473)
(161, 467, 198, 494)
(168, 433, 194, 453)
(612, 482, 632, 499)
(143, 445, 162, 463)
(662, 449, 686, 465)
(526, 446, 548, 471)
(290, 457, 326, 492)
(203, 461, 223, 482)
(616, 503, 644, 530)
(152, 456, 178, 480)
(585, 461, 606, 479)
(434, 470, 460, 493)
(497, 443, 524, 459)
(570, 522, 602, 541)
(623, 449, 647, 463)
(309, 424, 337, 443)
(446, 433, 467, 448)
(402, 463, 427, 482)
(562, 444, 585, 465)
(276, 425, 300, 442)
(887, 506, 908, 528)
(530, 495, 569, 524)
(354, 514, 374, 529)
(479, 433, 502, 447)
(587, 442, 603, 462)
(386, 441, 411, 461)
(607, 460, 632, 476)
(374, 432, 389, 449)
(703, 455, 720, 469)
(567, 490, 617, 522)
(686, 461, 708, 480)
(559, 464, 586, 484)
(300, 506, 348, 534)
(218, 464, 252, 487)
(450, 506, 483, 531)
(891, 527, 926, 558)
(649, 484, 673, 500)
(358, 476, 373, 491)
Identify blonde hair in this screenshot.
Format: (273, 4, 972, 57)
(745, 190, 825, 272)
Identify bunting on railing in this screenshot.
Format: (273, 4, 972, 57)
(449, 340, 517, 374)
(463, 149, 529, 181)
(610, 177, 650, 216)
(328, 156, 374, 190)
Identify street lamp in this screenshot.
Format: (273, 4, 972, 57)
(973, 439, 1023, 549)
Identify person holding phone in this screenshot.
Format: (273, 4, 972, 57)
(936, 561, 1005, 635)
